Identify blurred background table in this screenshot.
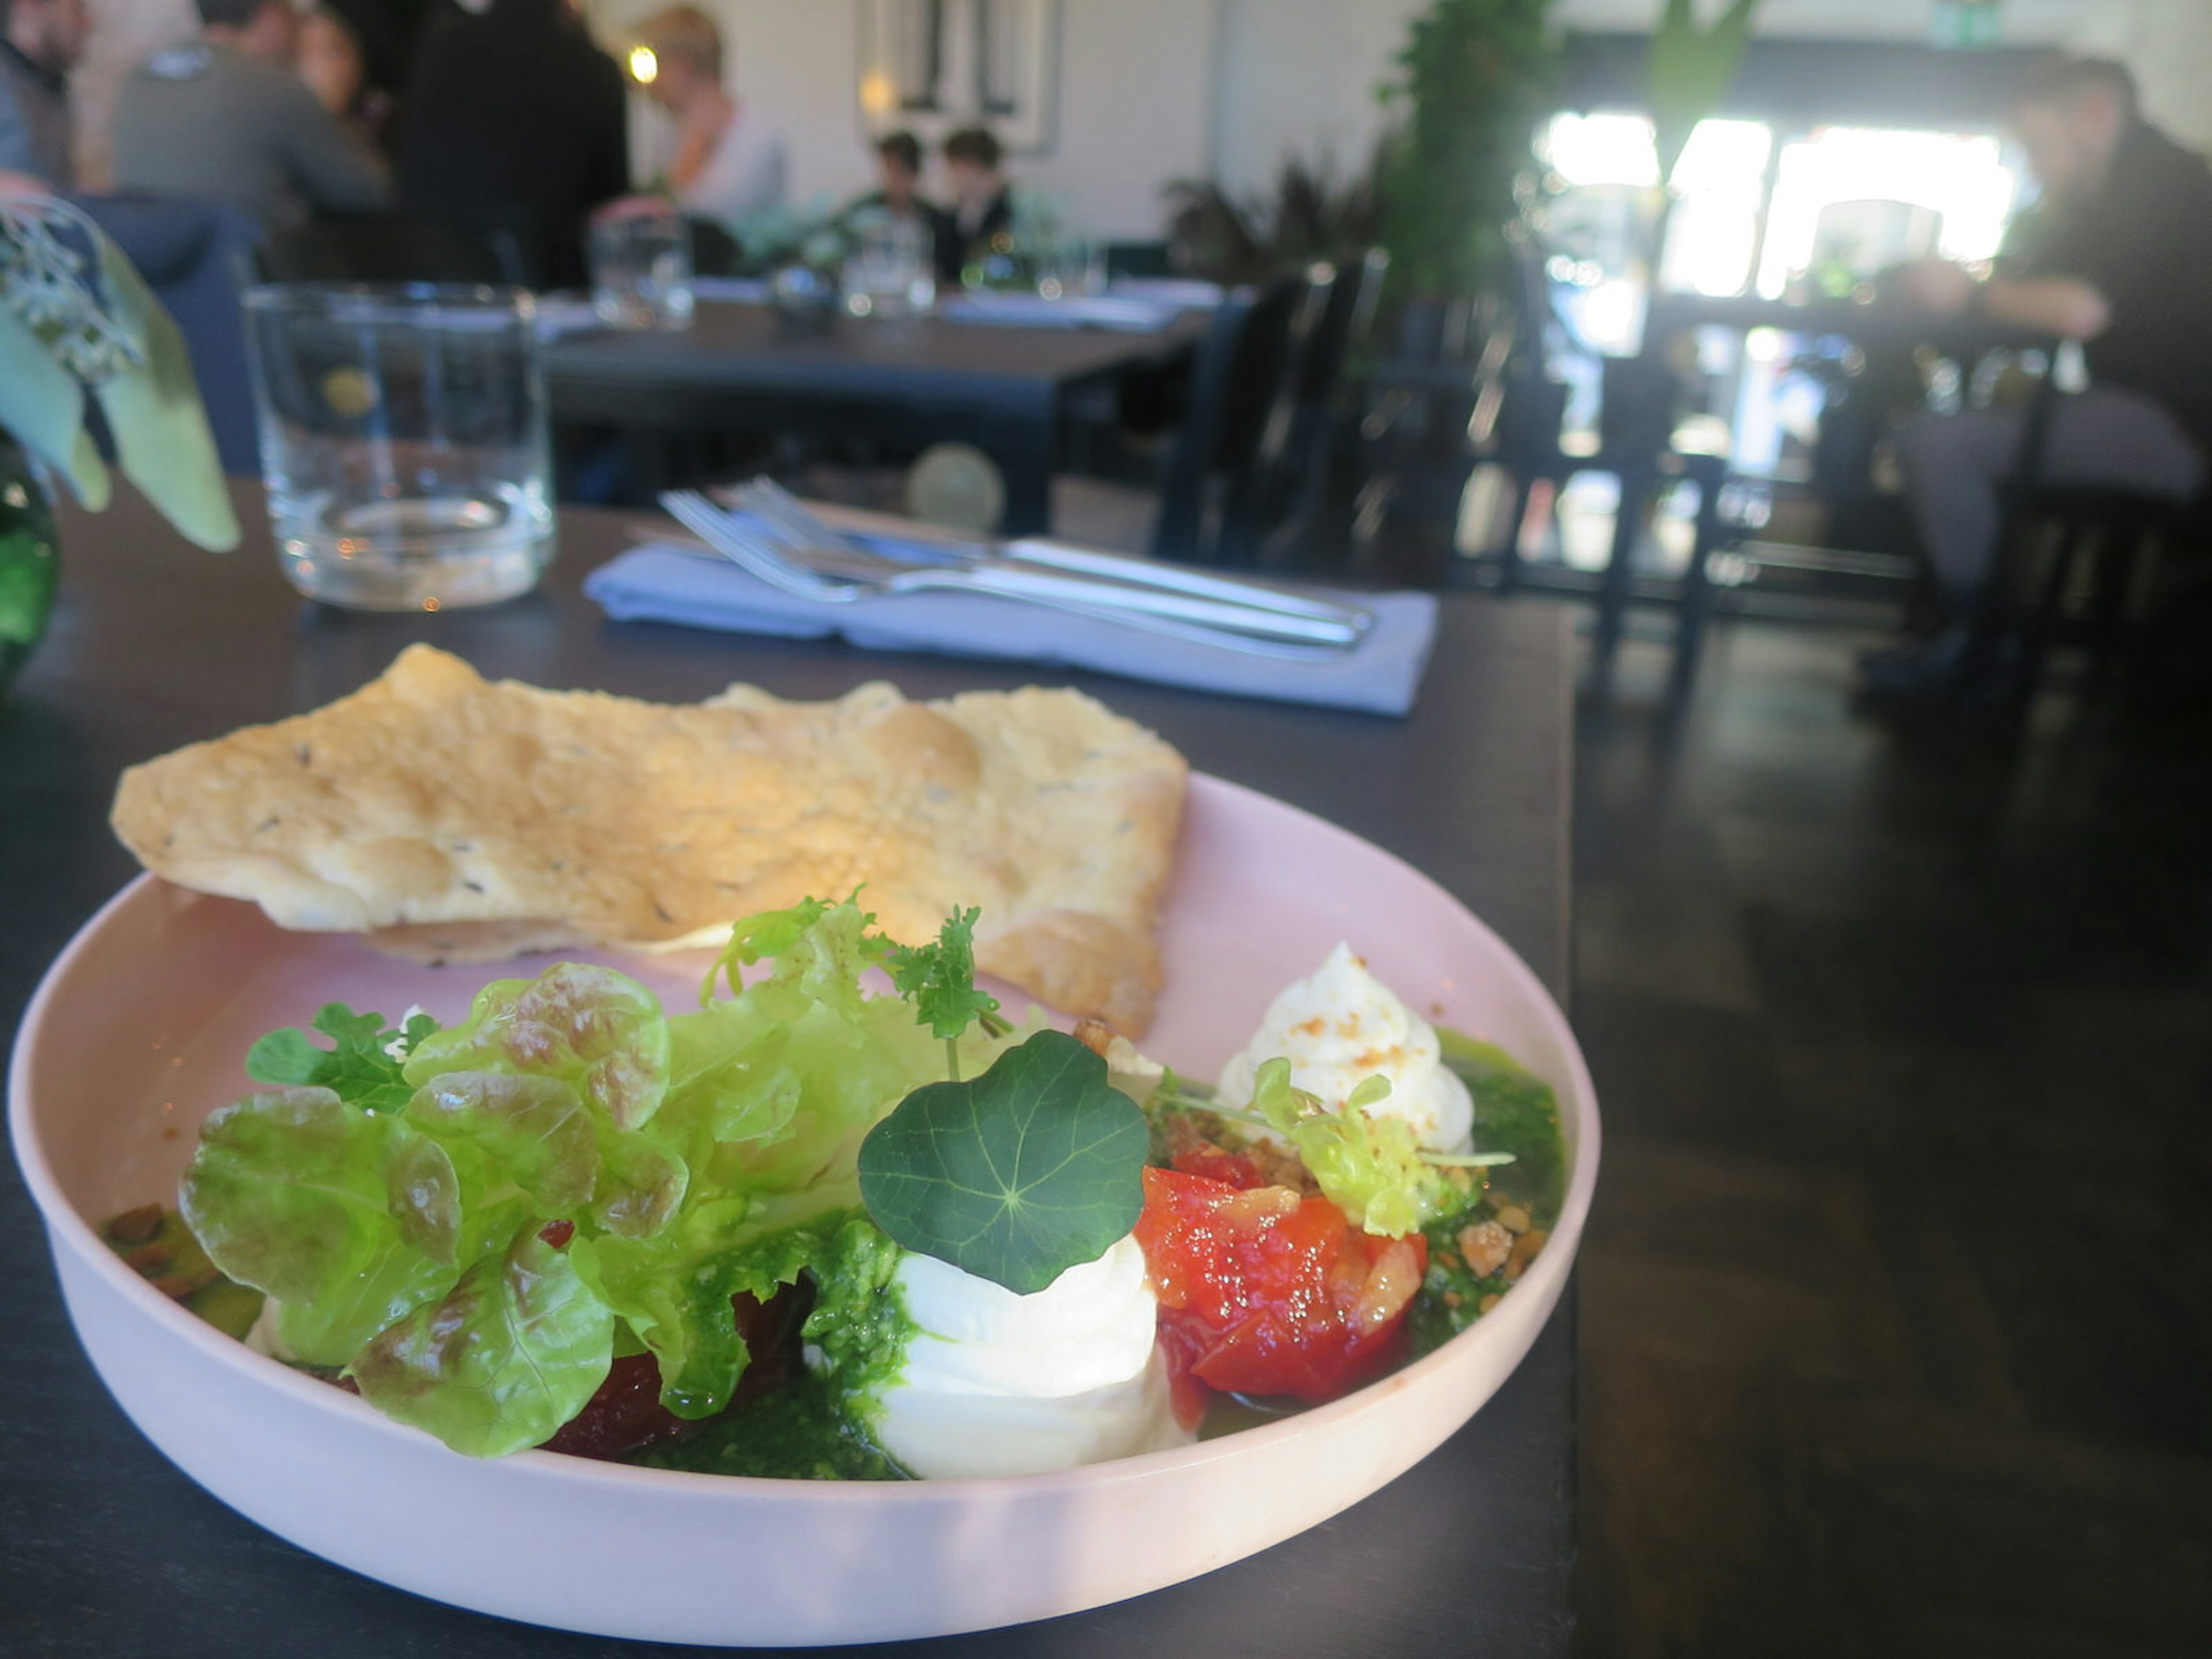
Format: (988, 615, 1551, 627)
(0, 480, 1577, 1659)
(544, 302, 1209, 534)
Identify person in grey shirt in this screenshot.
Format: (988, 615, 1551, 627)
(112, 0, 387, 234)
(0, 0, 86, 186)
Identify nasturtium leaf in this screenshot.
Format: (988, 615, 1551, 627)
(348, 1230, 614, 1457)
(180, 1086, 461, 1365)
(405, 964, 671, 1130)
(857, 1029, 1147, 1295)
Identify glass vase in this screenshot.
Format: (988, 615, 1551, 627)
(0, 437, 60, 698)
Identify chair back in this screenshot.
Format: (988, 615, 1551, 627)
(1149, 273, 1308, 564)
(69, 192, 263, 475)
(1214, 264, 1340, 566)
(253, 215, 530, 287)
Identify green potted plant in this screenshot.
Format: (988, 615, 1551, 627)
(0, 186, 240, 694)
(1377, 0, 1558, 347)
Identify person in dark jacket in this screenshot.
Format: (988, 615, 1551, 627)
(396, 0, 627, 289)
(934, 124, 1011, 285)
(1864, 56, 2212, 695)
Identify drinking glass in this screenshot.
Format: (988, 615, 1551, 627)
(589, 214, 696, 331)
(841, 213, 935, 317)
(242, 283, 555, 611)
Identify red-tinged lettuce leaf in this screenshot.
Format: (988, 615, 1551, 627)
(404, 964, 671, 1130)
(858, 1029, 1149, 1295)
(349, 1230, 614, 1457)
(403, 1071, 599, 1218)
(180, 1087, 461, 1365)
(591, 1128, 688, 1240)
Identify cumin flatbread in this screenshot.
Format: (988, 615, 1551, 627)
(109, 646, 1187, 1032)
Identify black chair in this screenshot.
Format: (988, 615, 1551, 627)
(1975, 481, 2202, 704)
(1153, 271, 1330, 566)
(1050, 271, 1327, 566)
(254, 214, 530, 287)
(1224, 247, 1390, 565)
(1485, 230, 1732, 653)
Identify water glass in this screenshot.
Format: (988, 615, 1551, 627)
(590, 214, 695, 330)
(841, 214, 935, 317)
(242, 284, 555, 611)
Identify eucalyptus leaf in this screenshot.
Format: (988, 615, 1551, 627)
(85, 224, 240, 550)
(858, 1029, 1148, 1295)
(0, 303, 108, 508)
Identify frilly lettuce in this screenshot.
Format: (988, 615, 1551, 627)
(178, 897, 976, 1456)
(1247, 1059, 1505, 1237)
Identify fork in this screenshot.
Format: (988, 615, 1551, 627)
(731, 477, 1373, 638)
(660, 491, 1365, 657)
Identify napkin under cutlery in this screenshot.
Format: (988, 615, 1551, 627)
(584, 543, 1440, 716)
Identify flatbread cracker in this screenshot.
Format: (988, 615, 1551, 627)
(110, 645, 1187, 1032)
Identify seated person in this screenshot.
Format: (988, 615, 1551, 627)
(111, 0, 388, 234)
(297, 6, 390, 150)
(0, 0, 88, 187)
(1866, 56, 2211, 695)
(846, 129, 941, 225)
(397, 0, 628, 290)
(634, 3, 785, 228)
(934, 124, 1011, 285)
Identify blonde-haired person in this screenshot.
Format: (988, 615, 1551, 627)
(636, 4, 783, 225)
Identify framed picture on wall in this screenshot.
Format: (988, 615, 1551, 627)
(858, 0, 1060, 156)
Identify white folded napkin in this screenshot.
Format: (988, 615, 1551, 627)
(582, 543, 1439, 716)
(935, 293, 1184, 332)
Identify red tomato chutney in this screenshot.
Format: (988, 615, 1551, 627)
(1132, 1166, 1427, 1427)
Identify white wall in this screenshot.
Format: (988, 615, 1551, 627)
(66, 0, 2212, 220)
(592, 0, 1217, 238)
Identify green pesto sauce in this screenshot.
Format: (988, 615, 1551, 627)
(1407, 1031, 1569, 1358)
(628, 1210, 918, 1482)
(631, 1370, 910, 1480)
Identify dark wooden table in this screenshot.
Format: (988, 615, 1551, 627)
(0, 482, 1577, 1658)
(544, 302, 1206, 534)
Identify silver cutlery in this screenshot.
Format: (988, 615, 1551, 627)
(730, 476, 1374, 639)
(658, 490, 1363, 659)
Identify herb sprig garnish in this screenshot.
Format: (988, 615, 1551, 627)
(245, 1003, 437, 1115)
(884, 906, 1011, 1080)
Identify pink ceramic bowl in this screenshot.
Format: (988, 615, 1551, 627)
(9, 775, 1599, 1645)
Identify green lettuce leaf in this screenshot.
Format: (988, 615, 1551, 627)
(180, 1086, 461, 1365)
(573, 1188, 845, 1419)
(405, 964, 672, 1131)
(349, 1230, 614, 1457)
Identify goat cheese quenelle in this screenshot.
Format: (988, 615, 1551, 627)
(110, 900, 1566, 1482)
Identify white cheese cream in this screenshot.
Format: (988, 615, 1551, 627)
(1215, 942, 1474, 1154)
(870, 1234, 1188, 1479)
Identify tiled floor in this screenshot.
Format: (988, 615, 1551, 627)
(1563, 615, 2212, 1657)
